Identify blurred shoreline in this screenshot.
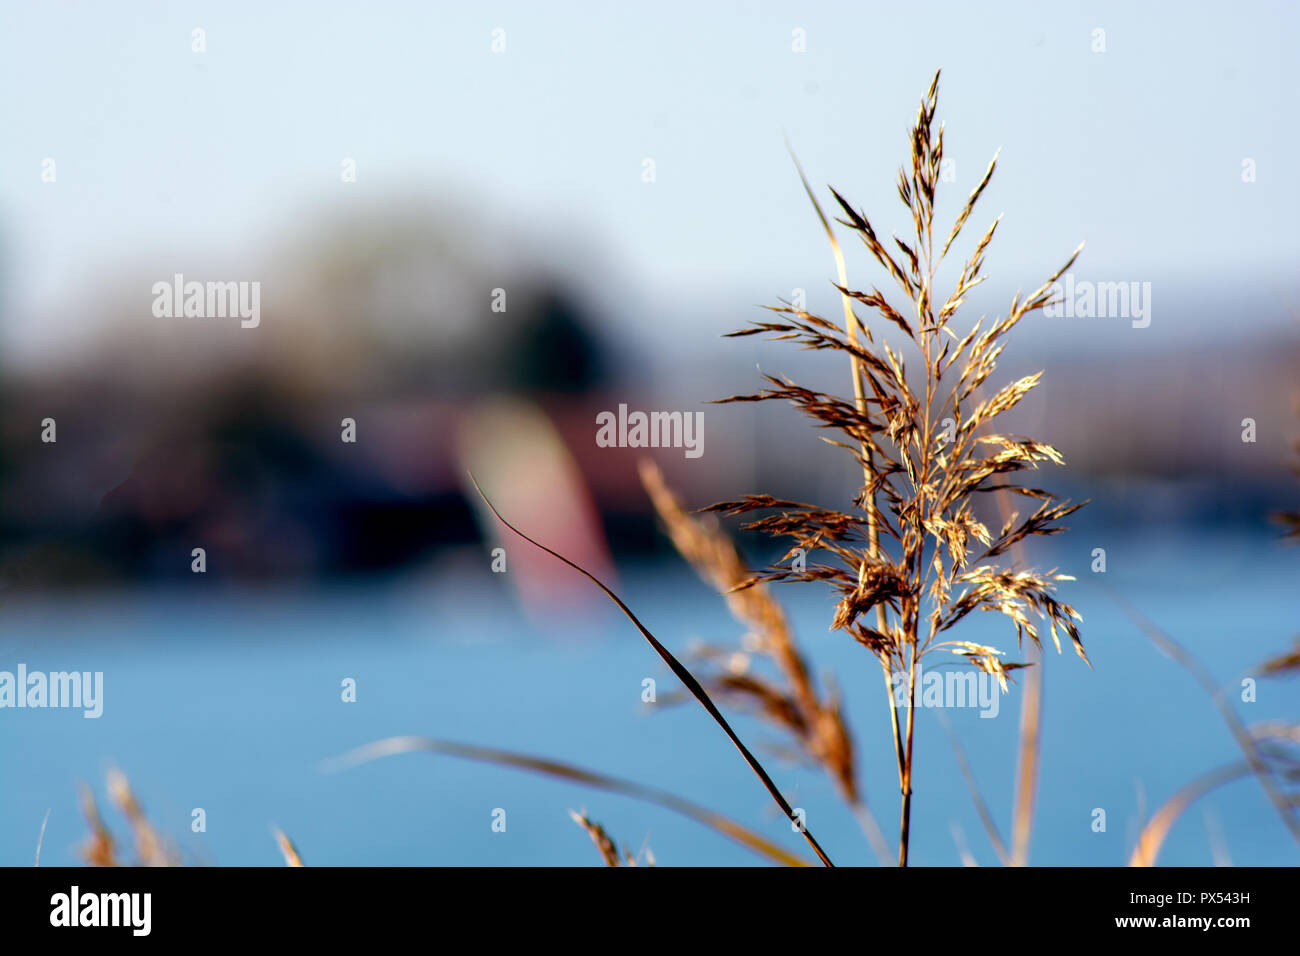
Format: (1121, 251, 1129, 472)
(0, 326, 1294, 592)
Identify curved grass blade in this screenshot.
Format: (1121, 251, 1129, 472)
(1130, 762, 1250, 867)
(328, 735, 815, 867)
(471, 474, 833, 866)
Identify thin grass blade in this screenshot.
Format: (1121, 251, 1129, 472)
(327, 735, 815, 867)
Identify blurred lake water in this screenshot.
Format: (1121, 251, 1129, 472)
(2, 524, 1297, 867)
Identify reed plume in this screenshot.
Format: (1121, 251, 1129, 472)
(77, 769, 175, 867)
(569, 811, 654, 867)
(708, 69, 1087, 865)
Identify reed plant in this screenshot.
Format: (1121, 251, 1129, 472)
(698, 69, 1087, 864)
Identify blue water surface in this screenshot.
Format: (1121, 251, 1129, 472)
(2, 527, 1297, 867)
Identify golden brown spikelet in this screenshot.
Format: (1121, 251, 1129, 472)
(78, 783, 119, 867)
(568, 811, 648, 867)
(78, 770, 178, 867)
(106, 768, 171, 867)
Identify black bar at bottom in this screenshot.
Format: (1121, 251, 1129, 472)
(2, 865, 1283, 942)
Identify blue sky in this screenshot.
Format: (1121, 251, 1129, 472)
(1, 1, 1296, 363)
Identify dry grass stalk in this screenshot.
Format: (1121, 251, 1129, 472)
(77, 770, 175, 867)
(639, 467, 854, 776)
(35, 808, 51, 867)
(640, 459, 891, 863)
(710, 70, 1086, 864)
(106, 768, 170, 866)
(1009, 643, 1042, 866)
(273, 827, 305, 867)
(979, 411, 1044, 867)
(950, 821, 977, 867)
(568, 811, 653, 866)
(78, 783, 119, 867)
(570, 811, 623, 866)
(77, 771, 303, 866)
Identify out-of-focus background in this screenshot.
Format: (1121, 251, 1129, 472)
(1, 1, 1297, 866)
